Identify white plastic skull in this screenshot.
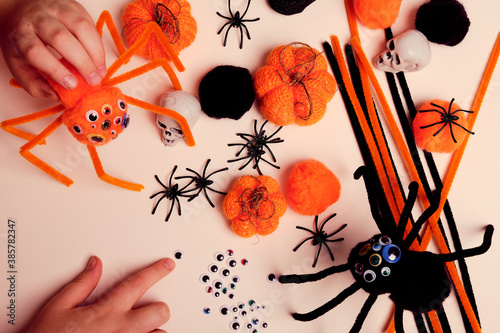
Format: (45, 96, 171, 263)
(375, 30, 431, 73)
(156, 90, 201, 146)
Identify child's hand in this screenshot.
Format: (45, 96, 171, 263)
(0, 0, 106, 100)
(26, 256, 175, 333)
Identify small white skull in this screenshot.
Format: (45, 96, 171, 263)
(374, 30, 431, 73)
(156, 90, 201, 146)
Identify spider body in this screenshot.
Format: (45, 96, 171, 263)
(1, 11, 195, 191)
(216, 0, 260, 49)
(228, 119, 284, 175)
(150, 165, 191, 221)
(293, 213, 347, 268)
(280, 166, 494, 332)
(175, 159, 228, 207)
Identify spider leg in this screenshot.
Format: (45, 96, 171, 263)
(87, 145, 144, 191)
(448, 122, 457, 143)
(439, 224, 494, 262)
(216, 12, 232, 21)
(217, 21, 232, 36)
(325, 223, 347, 238)
(241, 0, 252, 18)
(279, 263, 350, 284)
(450, 120, 475, 135)
(394, 305, 405, 333)
(151, 193, 168, 215)
(395, 182, 419, 240)
(349, 294, 378, 333)
(165, 197, 176, 222)
(292, 282, 361, 321)
(227, 0, 234, 18)
(312, 242, 323, 267)
(404, 187, 442, 247)
(293, 235, 316, 252)
(239, 25, 246, 49)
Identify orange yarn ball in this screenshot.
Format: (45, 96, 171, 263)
(122, 0, 197, 60)
(286, 159, 341, 216)
(413, 99, 472, 153)
(253, 43, 336, 126)
(223, 175, 287, 238)
(353, 0, 402, 29)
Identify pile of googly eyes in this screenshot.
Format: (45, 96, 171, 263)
(198, 249, 270, 332)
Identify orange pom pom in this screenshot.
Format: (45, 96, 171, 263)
(122, 0, 197, 60)
(253, 42, 336, 126)
(413, 99, 474, 153)
(286, 159, 341, 215)
(353, 0, 402, 29)
(223, 175, 287, 238)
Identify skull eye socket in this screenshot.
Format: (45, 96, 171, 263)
(102, 104, 112, 116)
(393, 54, 401, 66)
(172, 128, 183, 136)
(86, 110, 99, 122)
(157, 120, 167, 129)
(117, 99, 127, 111)
(388, 40, 395, 50)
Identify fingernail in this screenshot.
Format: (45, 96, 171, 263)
(97, 65, 107, 78)
(62, 75, 78, 89)
(163, 258, 175, 270)
(86, 256, 97, 271)
(88, 71, 102, 86)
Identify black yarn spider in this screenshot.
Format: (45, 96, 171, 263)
(228, 119, 284, 175)
(294, 213, 348, 268)
(216, 0, 260, 49)
(150, 165, 191, 222)
(279, 166, 494, 332)
(175, 159, 228, 208)
(418, 98, 475, 143)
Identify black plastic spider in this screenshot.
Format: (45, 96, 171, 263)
(279, 166, 494, 332)
(150, 165, 191, 222)
(175, 159, 229, 208)
(227, 119, 284, 175)
(418, 98, 475, 143)
(294, 213, 348, 268)
(216, 0, 260, 49)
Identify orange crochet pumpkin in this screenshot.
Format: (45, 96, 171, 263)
(253, 43, 336, 126)
(223, 175, 287, 238)
(353, 0, 402, 30)
(122, 0, 197, 60)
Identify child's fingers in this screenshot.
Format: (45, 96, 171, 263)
(127, 302, 171, 332)
(104, 258, 175, 311)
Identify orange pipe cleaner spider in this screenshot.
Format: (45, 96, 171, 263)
(1, 10, 195, 192)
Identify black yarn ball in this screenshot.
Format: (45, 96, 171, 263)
(415, 0, 470, 47)
(267, 0, 316, 16)
(198, 65, 255, 120)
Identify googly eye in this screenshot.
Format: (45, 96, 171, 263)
(267, 273, 277, 283)
(369, 254, 382, 267)
(173, 250, 184, 260)
(114, 117, 122, 125)
(205, 286, 213, 293)
(215, 252, 225, 262)
(229, 283, 236, 290)
(200, 274, 210, 284)
(248, 300, 256, 307)
(359, 243, 372, 256)
(227, 249, 234, 256)
(241, 259, 249, 266)
(220, 305, 229, 315)
(261, 322, 269, 329)
(220, 268, 231, 278)
(203, 307, 211, 314)
(228, 293, 235, 299)
(227, 258, 237, 267)
(101, 119, 111, 131)
(117, 99, 127, 111)
(222, 287, 228, 294)
(229, 320, 240, 331)
(101, 104, 112, 116)
(86, 110, 99, 122)
(72, 125, 82, 134)
(213, 280, 223, 289)
(372, 242, 382, 251)
(363, 270, 376, 283)
(354, 262, 364, 275)
(252, 318, 260, 325)
(212, 291, 221, 298)
(111, 130, 116, 135)
(379, 235, 392, 245)
(232, 275, 240, 283)
(122, 113, 130, 129)
(382, 244, 401, 263)
(381, 267, 391, 277)
(208, 263, 219, 273)
(246, 322, 253, 329)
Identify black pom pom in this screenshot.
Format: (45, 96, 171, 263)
(198, 65, 255, 120)
(415, 0, 470, 47)
(267, 0, 316, 16)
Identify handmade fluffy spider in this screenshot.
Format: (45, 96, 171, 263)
(228, 119, 284, 175)
(1, 11, 195, 192)
(175, 159, 228, 207)
(293, 213, 347, 268)
(279, 166, 493, 332)
(418, 98, 474, 143)
(150, 165, 191, 222)
(216, 0, 260, 49)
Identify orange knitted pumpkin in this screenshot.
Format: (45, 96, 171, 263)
(353, 0, 402, 30)
(122, 0, 197, 60)
(223, 175, 287, 238)
(253, 43, 336, 126)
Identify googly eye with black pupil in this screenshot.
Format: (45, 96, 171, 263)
(222, 287, 228, 294)
(122, 113, 130, 129)
(229, 283, 236, 290)
(208, 263, 218, 273)
(111, 130, 116, 135)
(240, 310, 247, 317)
(118, 99, 127, 111)
(73, 125, 82, 134)
(200, 274, 210, 284)
(252, 318, 260, 325)
(359, 243, 372, 256)
(227, 249, 234, 256)
(372, 242, 382, 251)
(229, 320, 240, 330)
(173, 250, 184, 260)
(212, 291, 221, 298)
(205, 286, 213, 293)
(232, 306, 238, 313)
(248, 300, 256, 307)
(86, 110, 99, 122)
(213, 280, 223, 289)
(228, 293, 235, 299)
(227, 258, 237, 267)
(382, 244, 401, 263)
(101, 104, 112, 116)
(220, 306, 229, 315)
(379, 235, 392, 245)
(101, 120, 111, 131)
(203, 307, 211, 314)
(261, 322, 268, 328)
(238, 302, 245, 309)
(381, 267, 391, 277)
(363, 270, 376, 283)
(246, 323, 253, 329)
(369, 254, 382, 267)
(232, 275, 240, 283)
(215, 252, 225, 261)
(221, 268, 231, 277)
(267, 273, 277, 283)
(354, 262, 364, 275)
(241, 259, 249, 266)
(114, 117, 121, 125)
